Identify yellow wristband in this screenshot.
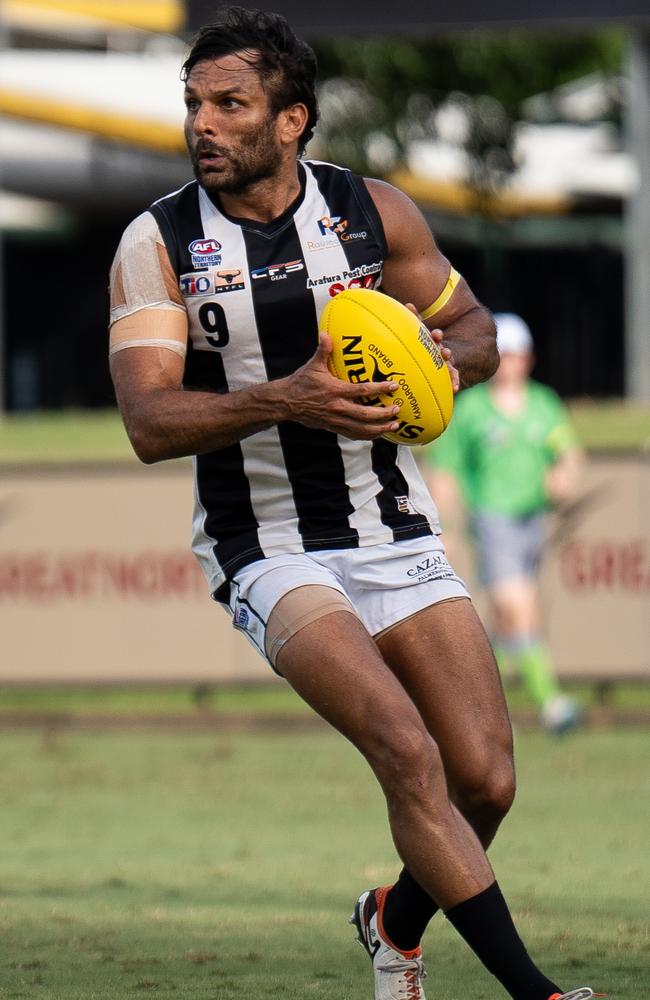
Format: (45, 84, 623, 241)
(421, 268, 461, 321)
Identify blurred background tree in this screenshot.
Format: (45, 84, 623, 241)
(312, 31, 624, 192)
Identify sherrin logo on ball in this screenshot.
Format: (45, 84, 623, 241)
(320, 288, 454, 446)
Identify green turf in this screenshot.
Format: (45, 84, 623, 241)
(0, 401, 649, 463)
(0, 410, 136, 464)
(0, 727, 647, 999)
(568, 399, 650, 452)
(1, 680, 649, 717)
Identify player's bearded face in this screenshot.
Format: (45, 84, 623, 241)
(188, 116, 282, 194)
(184, 55, 285, 195)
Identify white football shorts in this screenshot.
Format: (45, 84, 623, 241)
(216, 535, 469, 671)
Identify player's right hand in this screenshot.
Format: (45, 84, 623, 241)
(284, 332, 401, 440)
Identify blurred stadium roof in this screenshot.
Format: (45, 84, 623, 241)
(6, 0, 650, 37)
(0, 50, 635, 219)
(1, 1, 648, 218)
(0, 0, 648, 396)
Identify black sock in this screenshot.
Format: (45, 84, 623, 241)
(445, 881, 562, 1000)
(382, 868, 440, 951)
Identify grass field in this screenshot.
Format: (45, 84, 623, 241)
(0, 400, 649, 463)
(0, 680, 649, 718)
(0, 726, 647, 1000)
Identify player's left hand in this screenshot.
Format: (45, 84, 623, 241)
(405, 303, 461, 393)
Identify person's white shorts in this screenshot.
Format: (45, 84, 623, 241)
(217, 535, 469, 672)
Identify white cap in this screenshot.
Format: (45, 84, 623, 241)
(494, 313, 534, 355)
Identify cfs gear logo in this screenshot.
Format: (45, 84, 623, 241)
(214, 269, 245, 294)
(252, 259, 304, 281)
(188, 238, 222, 268)
(318, 215, 348, 237)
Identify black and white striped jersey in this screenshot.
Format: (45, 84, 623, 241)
(149, 160, 441, 598)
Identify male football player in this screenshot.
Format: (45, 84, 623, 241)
(109, 8, 598, 1000)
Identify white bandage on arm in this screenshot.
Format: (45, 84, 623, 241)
(109, 338, 187, 358)
(109, 212, 188, 358)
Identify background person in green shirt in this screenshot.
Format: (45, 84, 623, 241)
(427, 313, 584, 733)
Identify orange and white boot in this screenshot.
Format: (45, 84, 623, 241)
(350, 886, 427, 1000)
(549, 990, 605, 1000)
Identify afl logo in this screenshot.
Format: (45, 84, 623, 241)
(189, 238, 222, 255)
(189, 237, 222, 268)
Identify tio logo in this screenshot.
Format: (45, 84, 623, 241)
(181, 274, 212, 295)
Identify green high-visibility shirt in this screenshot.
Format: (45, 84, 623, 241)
(426, 381, 578, 516)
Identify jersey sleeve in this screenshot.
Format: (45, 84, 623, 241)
(109, 212, 185, 328)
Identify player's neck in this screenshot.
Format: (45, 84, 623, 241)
(217, 161, 302, 224)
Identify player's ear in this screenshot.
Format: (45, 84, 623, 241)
(278, 103, 308, 146)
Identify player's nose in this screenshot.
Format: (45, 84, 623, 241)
(192, 103, 217, 136)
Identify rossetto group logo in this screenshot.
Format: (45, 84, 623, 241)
(307, 216, 368, 251)
(318, 215, 348, 237)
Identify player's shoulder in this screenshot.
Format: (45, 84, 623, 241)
(301, 158, 416, 217)
(362, 176, 420, 217)
(118, 210, 162, 249)
(359, 176, 430, 255)
(120, 180, 199, 246)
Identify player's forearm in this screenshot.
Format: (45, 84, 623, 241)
(440, 306, 498, 389)
(118, 380, 291, 464)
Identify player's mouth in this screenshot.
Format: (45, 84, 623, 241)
(196, 146, 230, 169)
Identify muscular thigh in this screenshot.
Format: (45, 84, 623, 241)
(376, 598, 513, 793)
(276, 610, 434, 769)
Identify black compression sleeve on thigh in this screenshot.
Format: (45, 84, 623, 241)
(382, 868, 440, 951)
(445, 882, 561, 1000)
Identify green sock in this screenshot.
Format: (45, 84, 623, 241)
(516, 640, 560, 707)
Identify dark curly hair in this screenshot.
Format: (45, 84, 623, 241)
(181, 6, 319, 155)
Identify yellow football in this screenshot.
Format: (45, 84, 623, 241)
(321, 288, 453, 446)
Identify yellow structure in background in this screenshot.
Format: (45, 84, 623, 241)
(4, 0, 184, 34)
(0, 86, 186, 152)
(389, 169, 572, 218)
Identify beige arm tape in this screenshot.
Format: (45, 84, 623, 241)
(421, 267, 461, 321)
(109, 338, 187, 358)
(109, 308, 188, 358)
(265, 585, 359, 668)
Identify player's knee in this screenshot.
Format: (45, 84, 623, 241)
(484, 760, 516, 818)
(366, 721, 444, 800)
(458, 754, 516, 822)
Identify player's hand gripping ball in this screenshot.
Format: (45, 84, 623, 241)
(321, 288, 454, 445)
